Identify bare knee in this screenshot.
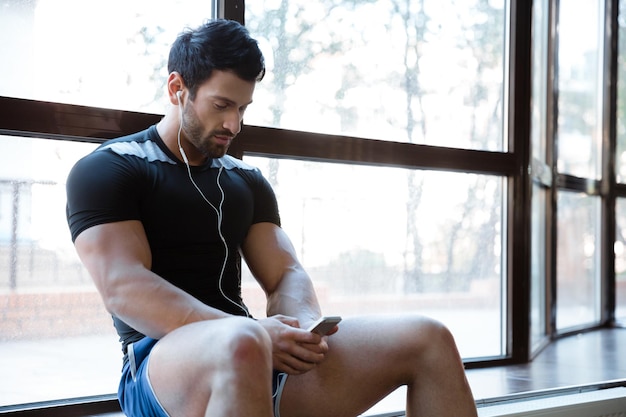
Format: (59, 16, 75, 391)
(155, 317, 273, 374)
(422, 317, 456, 346)
(418, 318, 466, 379)
(221, 318, 272, 368)
(199, 317, 272, 371)
(403, 316, 461, 362)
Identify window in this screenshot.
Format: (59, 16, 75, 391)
(0, 135, 120, 405)
(242, 157, 505, 358)
(0, 0, 216, 406)
(555, 0, 604, 180)
(616, 198, 626, 320)
(616, 0, 626, 322)
(615, 0, 626, 184)
(529, 0, 551, 350)
(0, 0, 215, 113)
(554, 0, 606, 331)
(242, 0, 511, 361)
(245, 0, 507, 151)
(556, 192, 602, 329)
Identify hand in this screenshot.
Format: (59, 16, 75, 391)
(258, 315, 330, 375)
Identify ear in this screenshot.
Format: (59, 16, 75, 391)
(166, 72, 185, 105)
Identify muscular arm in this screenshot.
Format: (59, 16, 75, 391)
(241, 222, 334, 374)
(75, 220, 230, 339)
(241, 222, 322, 325)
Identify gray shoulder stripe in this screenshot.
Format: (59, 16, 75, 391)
(100, 142, 256, 170)
(213, 155, 257, 171)
(99, 141, 176, 165)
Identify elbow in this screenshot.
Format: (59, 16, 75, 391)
(98, 283, 128, 317)
(263, 265, 304, 297)
(92, 271, 136, 318)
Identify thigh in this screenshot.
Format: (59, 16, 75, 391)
(147, 317, 268, 417)
(279, 314, 440, 417)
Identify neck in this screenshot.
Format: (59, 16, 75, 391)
(156, 111, 204, 165)
(156, 111, 180, 154)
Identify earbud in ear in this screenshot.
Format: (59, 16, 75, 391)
(176, 90, 182, 104)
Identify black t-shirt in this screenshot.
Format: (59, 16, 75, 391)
(66, 125, 280, 350)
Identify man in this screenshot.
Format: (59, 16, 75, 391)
(66, 19, 478, 417)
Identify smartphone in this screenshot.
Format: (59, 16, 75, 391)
(307, 316, 342, 335)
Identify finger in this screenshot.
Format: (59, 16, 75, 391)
(273, 352, 317, 374)
(292, 343, 326, 363)
(300, 340, 329, 355)
(275, 336, 326, 367)
(324, 325, 339, 336)
(292, 327, 324, 344)
(289, 329, 330, 357)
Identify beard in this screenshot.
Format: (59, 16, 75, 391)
(181, 105, 234, 159)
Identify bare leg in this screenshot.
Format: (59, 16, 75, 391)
(148, 317, 274, 417)
(402, 317, 476, 417)
(279, 315, 477, 417)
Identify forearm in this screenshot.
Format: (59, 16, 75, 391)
(242, 222, 323, 327)
(75, 222, 232, 340)
(100, 267, 230, 339)
(266, 266, 322, 327)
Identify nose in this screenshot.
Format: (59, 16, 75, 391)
(223, 109, 243, 135)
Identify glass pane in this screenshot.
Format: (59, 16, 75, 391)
(556, 191, 601, 330)
(245, 0, 507, 151)
(531, 0, 549, 163)
(555, 0, 604, 179)
(617, 0, 626, 182)
(530, 183, 547, 348)
(615, 198, 626, 320)
(529, 0, 549, 350)
(0, 0, 214, 113)
(242, 156, 505, 359)
(0, 135, 123, 406)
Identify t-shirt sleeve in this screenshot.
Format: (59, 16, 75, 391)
(250, 168, 281, 227)
(66, 149, 142, 242)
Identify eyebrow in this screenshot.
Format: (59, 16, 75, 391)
(213, 95, 253, 107)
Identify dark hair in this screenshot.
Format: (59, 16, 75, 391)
(168, 19, 265, 99)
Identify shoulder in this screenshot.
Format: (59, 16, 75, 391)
(214, 156, 281, 226)
(95, 126, 176, 166)
(70, 127, 177, 181)
(213, 155, 269, 187)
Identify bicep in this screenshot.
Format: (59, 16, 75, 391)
(241, 222, 302, 294)
(74, 220, 152, 293)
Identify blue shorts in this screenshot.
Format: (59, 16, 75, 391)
(118, 337, 288, 417)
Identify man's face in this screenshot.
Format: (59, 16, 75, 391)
(181, 70, 255, 159)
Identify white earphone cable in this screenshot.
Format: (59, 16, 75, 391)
(177, 99, 250, 317)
